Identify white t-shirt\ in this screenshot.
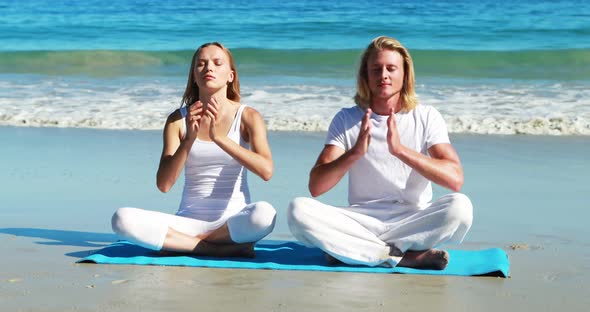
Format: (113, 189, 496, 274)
(325, 104, 450, 217)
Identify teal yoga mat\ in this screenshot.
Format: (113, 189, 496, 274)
(78, 240, 510, 277)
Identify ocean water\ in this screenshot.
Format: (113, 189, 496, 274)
(1, 0, 589, 135)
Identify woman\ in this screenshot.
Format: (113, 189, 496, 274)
(112, 42, 276, 257)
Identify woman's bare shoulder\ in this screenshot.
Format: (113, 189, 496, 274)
(241, 105, 264, 124)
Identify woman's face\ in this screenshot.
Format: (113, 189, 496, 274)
(194, 45, 234, 92)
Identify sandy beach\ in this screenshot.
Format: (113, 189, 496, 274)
(2, 127, 590, 311)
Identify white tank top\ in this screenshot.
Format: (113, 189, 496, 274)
(176, 104, 250, 222)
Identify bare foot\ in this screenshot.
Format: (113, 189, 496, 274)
(194, 241, 256, 258)
(159, 242, 256, 258)
(397, 249, 449, 270)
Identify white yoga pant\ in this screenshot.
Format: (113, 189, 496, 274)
(111, 201, 276, 251)
(287, 193, 473, 267)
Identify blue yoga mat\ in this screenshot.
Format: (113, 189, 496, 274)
(78, 240, 510, 277)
